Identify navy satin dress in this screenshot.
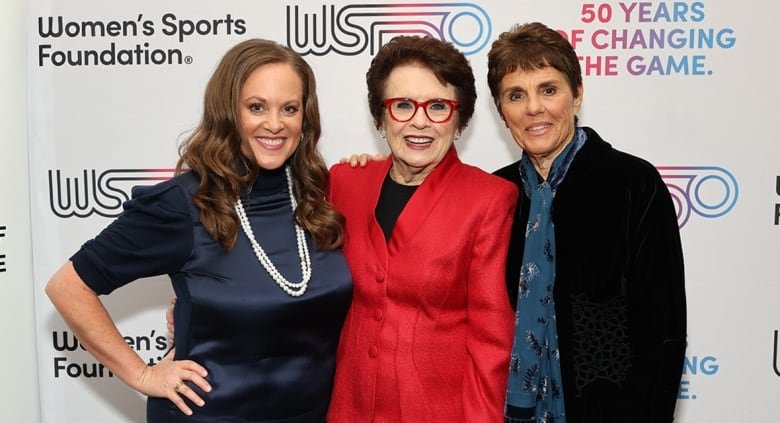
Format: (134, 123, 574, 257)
(72, 167, 352, 422)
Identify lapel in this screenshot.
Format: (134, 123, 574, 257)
(363, 157, 394, 268)
(387, 147, 461, 256)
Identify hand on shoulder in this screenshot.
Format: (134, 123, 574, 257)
(338, 153, 387, 168)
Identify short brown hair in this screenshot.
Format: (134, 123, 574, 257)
(366, 36, 476, 132)
(487, 22, 582, 114)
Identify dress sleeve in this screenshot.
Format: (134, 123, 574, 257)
(70, 180, 194, 295)
(625, 170, 686, 421)
(462, 182, 518, 422)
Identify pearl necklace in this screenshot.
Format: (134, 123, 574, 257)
(235, 166, 311, 297)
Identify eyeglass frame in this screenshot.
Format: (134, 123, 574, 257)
(382, 98, 460, 123)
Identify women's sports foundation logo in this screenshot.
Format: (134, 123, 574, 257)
(286, 3, 492, 56)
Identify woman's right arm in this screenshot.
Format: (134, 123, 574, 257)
(46, 261, 210, 416)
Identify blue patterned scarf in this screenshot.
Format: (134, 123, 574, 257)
(505, 128, 586, 423)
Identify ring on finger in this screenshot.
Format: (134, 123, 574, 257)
(173, 381, 183, 392)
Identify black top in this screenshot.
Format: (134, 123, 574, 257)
(494, 127, 686, 423)
(72, 167, 352, 422)
(374, 172, 417, 242)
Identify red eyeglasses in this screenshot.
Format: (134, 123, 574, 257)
(383, 98, 460, 123)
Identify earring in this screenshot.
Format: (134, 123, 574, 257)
(300, 133, 305, 142)
(378, 129, 386, 139)
(453, 131, 461, 141)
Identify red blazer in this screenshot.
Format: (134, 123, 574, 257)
(327, 148, 518, 422)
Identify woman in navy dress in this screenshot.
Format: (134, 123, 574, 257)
(45, 39, 352, 422)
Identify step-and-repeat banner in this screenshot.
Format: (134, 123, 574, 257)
(27, 0, 779, 421)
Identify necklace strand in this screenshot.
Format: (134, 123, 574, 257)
(235, 166, 311, 297)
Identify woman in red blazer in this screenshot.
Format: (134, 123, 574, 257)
(326, 36, 518, 422)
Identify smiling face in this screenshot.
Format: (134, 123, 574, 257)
(239, 62, 304, 170)
(498, 66, 583, 176)
(382, 63, 459, 185)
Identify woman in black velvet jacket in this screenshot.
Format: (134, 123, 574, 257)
(488, 23, 686, 423)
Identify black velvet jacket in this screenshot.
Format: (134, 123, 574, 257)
(494, 127, 686, 423)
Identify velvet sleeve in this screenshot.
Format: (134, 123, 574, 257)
(625, 170, 686, 421)
(462, 181, 518, 422)
(70, 179, 194, 295)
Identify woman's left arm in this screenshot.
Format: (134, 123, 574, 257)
(462, 183, 518, 422)
(628, 174, 687, 420)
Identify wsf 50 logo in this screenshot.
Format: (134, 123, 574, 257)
(658, 166, 738, 228)
(286, 2, 491, 56)
(48, 169, 174, 218)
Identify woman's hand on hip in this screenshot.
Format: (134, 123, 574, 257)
(136, 348, 211, 416)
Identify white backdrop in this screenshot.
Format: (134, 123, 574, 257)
(0, 0, 39, 421)
(25, 0, 780, 421)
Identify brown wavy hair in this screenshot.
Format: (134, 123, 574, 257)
(365, 36, 477, 133)
(487, 22, 583, 116)
(175, 38, 344, 250)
